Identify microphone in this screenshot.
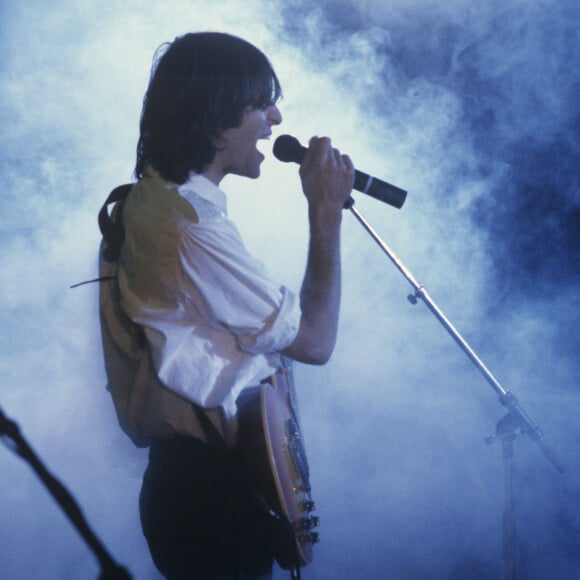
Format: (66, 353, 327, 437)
(273, 134, 407, 209)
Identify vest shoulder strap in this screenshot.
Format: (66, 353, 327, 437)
(98, 183, 133, 263)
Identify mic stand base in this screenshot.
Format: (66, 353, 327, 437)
(486, 413, 520, 580)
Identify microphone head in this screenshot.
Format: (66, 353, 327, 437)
(273, 134, 305, 164)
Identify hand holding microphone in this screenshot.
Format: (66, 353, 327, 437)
(297, 136, 355, 214)
(273, 134, 407, 209)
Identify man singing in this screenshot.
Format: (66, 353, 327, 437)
(99, 31, 353, 579)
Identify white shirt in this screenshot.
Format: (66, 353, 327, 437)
(105, 172, 300, 445)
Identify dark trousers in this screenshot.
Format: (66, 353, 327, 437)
(139, 437, 274, 579)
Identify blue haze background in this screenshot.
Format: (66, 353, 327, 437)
(1, 0, 579, 578)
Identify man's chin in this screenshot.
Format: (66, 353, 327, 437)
(233, 167, 261, 180)
(246, 159, 263, 179)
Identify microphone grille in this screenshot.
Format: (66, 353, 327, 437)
(273, 135, 304, 163)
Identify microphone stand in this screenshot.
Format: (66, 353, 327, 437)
(0, 405, 132, 580)
(343, 196, 567, 580)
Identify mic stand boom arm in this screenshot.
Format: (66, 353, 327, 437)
(0, 405, 132, 579)
(344, 197, 566, 475)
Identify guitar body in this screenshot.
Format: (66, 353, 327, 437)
(237, 359, 319, 570)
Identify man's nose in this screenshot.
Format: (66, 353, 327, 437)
(267, 104, 282, 125)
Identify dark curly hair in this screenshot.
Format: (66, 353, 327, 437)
(135, 32, 282, 184)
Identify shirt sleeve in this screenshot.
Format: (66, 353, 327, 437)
(177, 214, 300, 355)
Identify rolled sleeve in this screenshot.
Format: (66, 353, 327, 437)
(236, 285, 300, 355)
(178, 217, 300, 355)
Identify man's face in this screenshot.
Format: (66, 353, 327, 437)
(212, 104, 283, 182)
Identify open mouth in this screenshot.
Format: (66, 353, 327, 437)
(256, 133, 271, 153)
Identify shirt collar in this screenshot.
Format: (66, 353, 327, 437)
(177, 173, 228, 215)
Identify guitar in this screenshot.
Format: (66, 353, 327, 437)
(237, 357, 320, 570)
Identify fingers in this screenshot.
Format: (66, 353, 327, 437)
(299, 135, 355, 208)
(299, 136, 327, 174)
(336, 149, 354, 174)
(302, 136, 353, 175)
